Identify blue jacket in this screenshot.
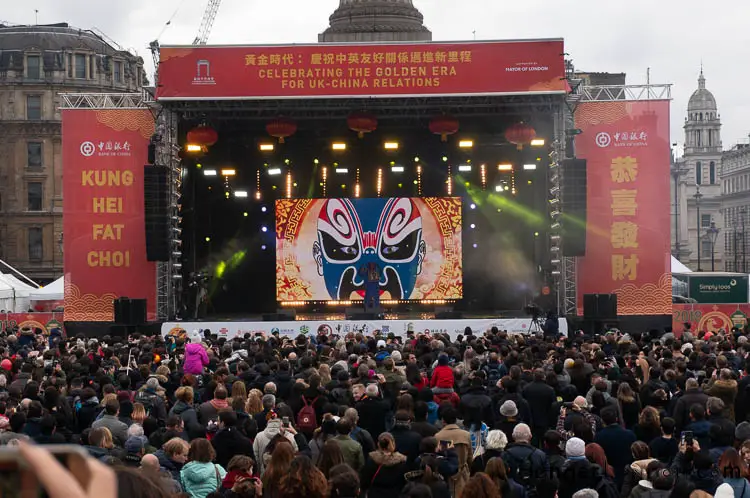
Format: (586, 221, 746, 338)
(593, 424, 637, 488)
(180, 461, 226, 498)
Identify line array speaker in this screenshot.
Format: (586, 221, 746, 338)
(560, 158, 587, 257)
(583, 293, 618, 320)
(144, 165, 170, 261)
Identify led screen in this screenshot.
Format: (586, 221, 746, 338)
(276, 197, 462, 301)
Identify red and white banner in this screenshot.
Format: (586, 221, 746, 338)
(62, 110, 157, 321)
(574, 101, 672, 315)
(156, 40, 566, 100)
(0, 312, 64, 335)
(162, 317, 569, 340)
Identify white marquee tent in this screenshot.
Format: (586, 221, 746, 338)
(0, 273, 38, 312)
(671, 256, 692, 274)
(28, 276, 63, 301)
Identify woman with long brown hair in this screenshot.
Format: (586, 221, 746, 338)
(617, 383, 640, 430)
(633, 406, 661, 444)
(278, 455, 328, 498)
(718, 448, 750, 498)
(484, 457, 525, 498)
(360, 433, 408, 498)
(584, 443, 614, 479)
(460, 473, 501, 498)
(317, 439, 344, 479)
(262, 440, 295, 498)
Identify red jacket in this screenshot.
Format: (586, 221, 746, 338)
(430, 365, 455, 389)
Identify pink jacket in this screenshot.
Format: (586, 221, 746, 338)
(184, 343, 209, 375)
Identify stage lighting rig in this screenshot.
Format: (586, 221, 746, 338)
(459, 140, 474, 148)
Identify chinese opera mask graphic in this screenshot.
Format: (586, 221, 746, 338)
(276, 197, 462, 302)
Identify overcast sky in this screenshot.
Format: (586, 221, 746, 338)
(7, 0, 749, 151)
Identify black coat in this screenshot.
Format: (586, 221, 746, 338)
(356, 396, 390, 439)
(522, 381, 557, 430)
(672, 388, 709, 431)
(593, 424, 637, 488)
(558, 459, 608, 498)
(211, 427, 255, 470)
(389, 425, 422, 466)
(76, 400, 100, 434)
(459, 386, 494, 428)
(360, 451, 408, 498)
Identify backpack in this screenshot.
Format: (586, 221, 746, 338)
(507, 446, 537, 493)
(297, 396, 319, 432)
(135, 391, 156, 416)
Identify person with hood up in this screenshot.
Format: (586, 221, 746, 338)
(360, 433, 409, 498)
(17, 326, 35, 349)
(252, 412, 298, 475)
(169, 386, 204, 440)
(184, 331, 209, 376)
(180, 438, 227, 498)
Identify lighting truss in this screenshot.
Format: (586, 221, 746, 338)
(59, 91, 154, 110)
(577, 84, 672, 102)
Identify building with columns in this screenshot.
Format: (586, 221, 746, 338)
(671, 70, 724, 271)
(0, 23, 144, 282)
(720, 137, 750, 272)
(319, 0, 432, 42)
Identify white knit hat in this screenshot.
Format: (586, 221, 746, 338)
(566, 437, 586, 458)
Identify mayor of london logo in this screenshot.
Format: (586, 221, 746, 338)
(80, 141, 96, 157)
(595, 132, 612, 148)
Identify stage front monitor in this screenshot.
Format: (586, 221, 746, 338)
(276, 197, 462, 302)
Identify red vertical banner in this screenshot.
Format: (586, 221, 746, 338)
(62, 109, 157, 321)
(574, 101, 671, 315)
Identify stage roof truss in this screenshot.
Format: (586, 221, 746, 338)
(59, 91, 154, 110)
(576, 84, 672, 103)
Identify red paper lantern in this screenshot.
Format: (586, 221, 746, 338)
(347, 111, 378, 138)
(429, 115, 459, 142)
(505, 122, 537, 150)
(187, 125, 218, 147)
(266, 118, 297, 143)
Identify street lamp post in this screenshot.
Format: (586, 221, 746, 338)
(707, 220, 720, 272)
(694, 186, 703, 271)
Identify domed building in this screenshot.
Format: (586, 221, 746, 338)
(672, 70, 723, 270)
(0, 23, 144, 282)
(319, 0, 432, 42)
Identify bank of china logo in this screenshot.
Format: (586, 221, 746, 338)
(595, 132, 612, 148)
(731, 279, 737, 286)
(80, 141, 96, 157)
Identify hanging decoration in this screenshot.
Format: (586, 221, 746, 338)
(187, 124, 218, 147)
(505, 122, 537, 150)
(429, 115, 459, 142)
(266, 118, 297, 143)
(347, 111, 378, 138)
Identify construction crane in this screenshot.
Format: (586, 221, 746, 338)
(193, 0, 223, 45)
(150, 0, 223, 81)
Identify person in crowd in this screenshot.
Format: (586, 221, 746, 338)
(180, 438, 227, 498)
(404, 452, 452, 498)
(262, 441, 295, 498)
(673, 379, 709, 432)
(434, 405, 472, 497)
(649, 417, 679, 465)
(620, 441, 657, 498)
(717, 448, 750, 498)
(594, 406, 636, 488)
(616, 383, 641, 430)
(471, 429, 507, 474)
(211, 410, 255, 469)
(91, 398, 129, 446)
(184, 331, 209, 376)
(277, 455, 328, 498)
(154, 437, 189, 484)
(633, 407, 662, 445)
(360, 433, 408, 498)
(317, 439, 344, 478)
(461, 473, 501, 498)
(170, 386, 205, 440)
(502, 423, 549, 496)
(705, 369, 739, 422)
(332, 418, 364, 471)
(252, 413, 298, 475)
(390, 410, 423, 466)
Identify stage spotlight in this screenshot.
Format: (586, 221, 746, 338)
(470, 223, 476, 229)
(196, 163, 202, 169)
(234, 191, 248, 198)
(470, 203, 476, 210)
(442, 156, 448, 162)
(384, 142, 399, 150)
(186, 144, 203, 152)
(261, 206, 267, 213)
(204, 169, 217, 176)
(495, 185, 504, 192)
(268, 168, 282, 176)
(261, 245, 267, 250)
(531, 138, 545, 147)
(523, 164, 537, 170)
(473, 243, 478, 248)
(414, 156, 420, 162)
(335, 168, 349, 174)
(391, 166, 405, 173)
(535, 232, 540, 237)
(259, 143, 275, 151)
(261, 226, 268, 233)
(332, 142, 347, 151)
(459, 140, 474, 148)
(205, 236, 211, 242)
(314, 158, 319, 164)
(458, 165, 472, 172)
(221, 168, 236, 176)
(497, 164, 513, 171)
(243, 212, 248, 217)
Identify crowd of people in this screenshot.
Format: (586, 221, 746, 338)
(3, 323, 750, 498)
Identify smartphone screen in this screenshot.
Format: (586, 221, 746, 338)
(282, 416, 290, 428)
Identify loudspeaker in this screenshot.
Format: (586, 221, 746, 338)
(561, 159, 587, 257)
(114, 297, 130, 324)
(129, 299, 147, 325)
(144, 165, 170, 261)
(583, 293, 618, 319)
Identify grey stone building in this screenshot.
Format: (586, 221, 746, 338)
(0, 23, 144, 282)
(671, 70, 724, 271)
(319, 0, 432, 42)
(720, 137, 750, 272)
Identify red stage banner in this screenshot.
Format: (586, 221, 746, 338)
(672, 303, 750, 335)
(0, 312, 64, 335)
(156, 40, 566, 100)
(62, 110, 157, 321)
(574, 101, 672, 315)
